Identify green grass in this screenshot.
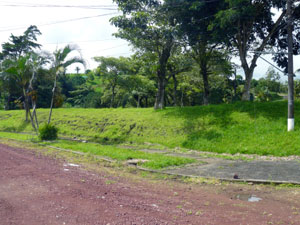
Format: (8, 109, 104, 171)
(0, 132, 195, 170)
(46, 140, 195, 169)
(0, 131, 37, 141)
(1, 100, 300, 156)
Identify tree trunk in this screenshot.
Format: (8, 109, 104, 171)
(23, 88, 38, 133)
(233, 68, 237, 97)
(181, 89, 184, 107)
(48, 76, 57, 124)
(241, 68, 254, 101)
(154, 39, 173, 110)
(201, 65, 210, 105)
(172, 74, 178, 106)
(145, 97, 148, 108)
(24, 102, 29, 122)
(137, 95, 140, 108)
(28, 71, 39, 133)
(154, 76, 165, 109)
(5, 94, 11, 110)
(110, 85, 115, 108)
(32, 102, 39, 129)
(192, 41, 212, 106)
(23, 88, 29, 122)
(236, 11, 285, 101)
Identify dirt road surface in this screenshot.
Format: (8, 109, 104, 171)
(1, 143, 300, 225)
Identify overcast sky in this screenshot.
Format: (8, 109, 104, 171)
(0, 0, 299, 80)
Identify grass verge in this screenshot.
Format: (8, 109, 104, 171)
(0, 132, 195, 170)
(1, 101, 300, 156)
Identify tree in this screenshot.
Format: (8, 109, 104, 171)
(272, 2, 300, 73)
(48, 45, 85, 124)
(212, 0, 288, 100)
(1, 56, 32, 121)
(0, 25, 42, 109)
(166, 51, 193, 106)
(0, 52, 48, 132)
(255, 67, 281, 94)
(95, 56, 132, 108)
(166, 0, 230, 105)
(111, 0, 177, 109)
(0, 25, 41, 60)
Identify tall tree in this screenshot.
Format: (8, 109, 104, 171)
(48, 45, 85, 124)
(272, 2, 300, 72)
(166, 0, 227, 105)
(166, 51, 193, 106)
(0, 25, 41, 60)
(212, 0, 287, 100)
(0, 52, 48, 131)
(1, 56, 32, 121)
(111, 0, 177, 109)
(0, 25, 42, 109)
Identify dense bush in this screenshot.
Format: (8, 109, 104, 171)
(39, 123, 58, 140)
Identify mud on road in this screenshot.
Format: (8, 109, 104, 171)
(0, 142, 300, 225)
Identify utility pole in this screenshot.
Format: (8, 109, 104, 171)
(287, 0, 294, 131)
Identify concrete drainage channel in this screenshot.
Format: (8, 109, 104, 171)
(2, 134, 300, 186)
(46, 144, 300, 186)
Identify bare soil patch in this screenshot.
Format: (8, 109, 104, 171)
(0, 143, 300, 225)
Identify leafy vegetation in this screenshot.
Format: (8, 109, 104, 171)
(38, 123, 58, 140)
(1, 101, 300, 156)
(0, 1, 300, 161)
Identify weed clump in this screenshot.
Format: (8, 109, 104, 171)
(39, 123, 58, 140)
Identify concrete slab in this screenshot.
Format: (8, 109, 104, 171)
(163, 160, 300, 184)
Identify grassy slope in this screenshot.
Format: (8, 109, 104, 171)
(1, 101, 300, 156)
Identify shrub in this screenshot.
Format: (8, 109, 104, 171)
(39, 123, 58, 140)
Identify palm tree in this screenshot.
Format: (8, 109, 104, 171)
(1, 56, 32, 121)
(28, 52, 51, 130)
(0, 52, 48, 133)
(48, 45, 85, 124)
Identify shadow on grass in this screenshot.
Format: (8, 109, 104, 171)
(163, 100, 294, 150)
(2, 120, 30, 132)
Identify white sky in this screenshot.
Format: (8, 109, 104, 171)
(0, 0, 133, 73)
(0, 0, 299, 80)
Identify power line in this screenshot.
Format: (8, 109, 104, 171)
(0, 4, 118, 10)
(258, 55, 287, 75)
(43, 39, 120, 45)
(0, 12, 120, 33)
(0, 1, 117, 8)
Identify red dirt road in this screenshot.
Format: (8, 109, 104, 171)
(1, 143, 300, 225)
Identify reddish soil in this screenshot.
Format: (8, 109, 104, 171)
(1, 142, 300, 225)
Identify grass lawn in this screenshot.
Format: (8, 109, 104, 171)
(0, 100, 300, 156)
(0, 132, 195, 170)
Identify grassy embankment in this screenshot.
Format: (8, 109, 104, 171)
(1, 100, 300, 157)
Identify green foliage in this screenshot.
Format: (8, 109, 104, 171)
(0, 25, 41, 60)
(39, 123, 58, 140)
(211, 1, 290, 100)
(111, 1, 177, 109)
(2, 101, 300, 157)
